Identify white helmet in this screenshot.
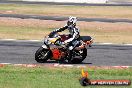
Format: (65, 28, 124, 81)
(67, 16, 77, 26)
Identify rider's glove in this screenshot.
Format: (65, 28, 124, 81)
(49, 32, 56, 37)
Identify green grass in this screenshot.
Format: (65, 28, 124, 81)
(0, 4, 132, 18)
(1, 21, 132, 44)
(0, 65, 131, 88)
(0, 25, 53, 40)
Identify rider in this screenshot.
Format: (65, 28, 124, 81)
(49, 16, 80, 61)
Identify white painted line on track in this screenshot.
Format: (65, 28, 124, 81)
(0, 63, 11, 64)
(0, 39, 42, 42)
(77, 65, 87, 68)
(0, 63, 131, 68)
(94, 43, 132, 46)
(1, 39, 132, 46)
(1, 39, 17, 41)
(28, 40, 41, 42)
(124, 44, 132, 46)
(54, 64, 74, 67)
(17, 40, 42, 42)
(99, 43, 114, 45)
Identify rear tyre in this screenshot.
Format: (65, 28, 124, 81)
(69, 48, 87, 64)
(35, 47, 50, 63)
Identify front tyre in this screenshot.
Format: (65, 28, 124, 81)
(35, 47, 50, 63)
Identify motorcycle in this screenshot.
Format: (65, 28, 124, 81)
(35, 33, 93, 64)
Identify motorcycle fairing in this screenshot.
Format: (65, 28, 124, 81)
(42, 44, 48, 49)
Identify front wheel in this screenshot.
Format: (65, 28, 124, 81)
(35, 47, 50, 63)
(69, 48, 87, 64)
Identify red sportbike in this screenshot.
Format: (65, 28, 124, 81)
(35, 33, 93, 64)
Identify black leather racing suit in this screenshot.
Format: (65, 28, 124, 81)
(52, 24, 80, 50)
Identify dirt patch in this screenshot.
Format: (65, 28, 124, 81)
(0, 17, 132, 30)
(0, 17, 64, 28)
(0, 17, 132, 43)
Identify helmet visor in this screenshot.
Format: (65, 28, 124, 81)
(67, 21, 73, 26)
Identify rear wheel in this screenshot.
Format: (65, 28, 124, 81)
(35, 47, 50, 63)
(69, 48, 87, 64)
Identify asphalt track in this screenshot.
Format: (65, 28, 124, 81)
(1, 14, 132, 23)
(0, 40, 132, 66)
(0, 1, 132, 66)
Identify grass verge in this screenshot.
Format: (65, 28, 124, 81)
(0, 18, 132, 44)
(0, 65, 131, 88)
(0, 4, 132, 19)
